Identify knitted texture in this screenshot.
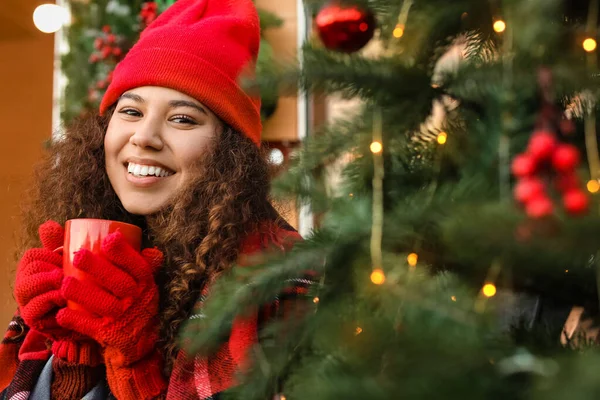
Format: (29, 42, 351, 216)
(14, 221, 66, 338)
(51, 340, 102, 366)
(104, 349, 167, 399)
(99, 0, 262, 145)
(1, 222, 310, 400)
(56, 232, 164, 367)
(14, 221, 103, 367)
(50, 357, 105, 400)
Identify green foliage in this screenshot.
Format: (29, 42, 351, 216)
(183, 0, 600, 398)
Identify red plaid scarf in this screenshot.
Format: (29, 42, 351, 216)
(0, 223, 310, 399)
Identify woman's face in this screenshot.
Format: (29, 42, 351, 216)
(105, 86, 222, 215)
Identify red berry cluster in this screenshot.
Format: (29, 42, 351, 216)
(88, 25, 124, 64)
(512, 130, 588, 218)
(140, 2, 158, 28)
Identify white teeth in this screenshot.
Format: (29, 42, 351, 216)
(127, 162, 173, 177)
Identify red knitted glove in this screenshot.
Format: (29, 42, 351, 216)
(14, 221, 102, 365)
(56, 231, 167, 399)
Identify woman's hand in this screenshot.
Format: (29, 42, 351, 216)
(14, 221, 66, 337)
(14, 221, 102, 365)
(56, 231, 163, 367)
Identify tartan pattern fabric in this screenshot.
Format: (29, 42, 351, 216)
(0, 222, 312, 399)
(0, 313, 50, 400)
(167, 222, 313, 399)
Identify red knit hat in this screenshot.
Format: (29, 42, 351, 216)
(100, 0, 262, 146)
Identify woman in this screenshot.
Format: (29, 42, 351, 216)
(0, 0, 305, 398)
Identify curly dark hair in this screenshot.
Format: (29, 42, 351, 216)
(17, 108, 283, 374)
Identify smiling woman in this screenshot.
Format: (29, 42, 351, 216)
(105, 86, 221, 215)
(0, 1, 307, 399)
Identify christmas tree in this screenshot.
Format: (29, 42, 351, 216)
(183, 0, 600, 398)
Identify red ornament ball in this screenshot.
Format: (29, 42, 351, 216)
(525, 195, 554, 219)
(102, 25, 111, 34)
(514, 177, 545, 205)
(563, 189, 589, 215)
(552, 144, 580, 173)
(528, 130, 557, 162)
(511, 154, 536, 177)
(315, 1, 376, 53)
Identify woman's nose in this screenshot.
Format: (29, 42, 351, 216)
(129, 122, 164, 150)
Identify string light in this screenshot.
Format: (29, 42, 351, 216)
(355, 327, 363, 335)
(370, 141, 383, 154)
(437, 132, 448, 145)
(583, 38, 597, 52)
(587, 179, 600, 193)
(493, 20, 506, 33)
(482, 283, 497, 298)
(313, 297, 320, 304)
(370, 268, 386, 285)
(393, 24, 405, 38)
(407, 252, 418, 267)
(451, 296, 457, 302)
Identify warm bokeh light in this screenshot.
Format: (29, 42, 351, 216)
(587, 179, 600, 193)
(437, 132, 448, 145)
(451, 296, 457, 302)
(355, 326, 363, 335)
(393, 24, 404, 38)
(493, 20, 506, 33)
(583, 38, 597, 52)
(407, 252, 418, 267)
(370, 141, 383, 154)
(33, 4, 70, 33)
(370, 268, 386, 285)
(482, 283, 497, 298)
(268, 148, 285, 166)
(313, 297, 320, 304)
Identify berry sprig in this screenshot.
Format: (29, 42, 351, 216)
(512, 130, 588, 218)
(140, 2, 159, 29)
(88, 25, 124, 65)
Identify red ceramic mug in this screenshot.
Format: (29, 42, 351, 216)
(59, 219, 142, 311)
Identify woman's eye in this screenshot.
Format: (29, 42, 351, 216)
(119, 108, 142, 117)
(171, 115, 197, 125)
